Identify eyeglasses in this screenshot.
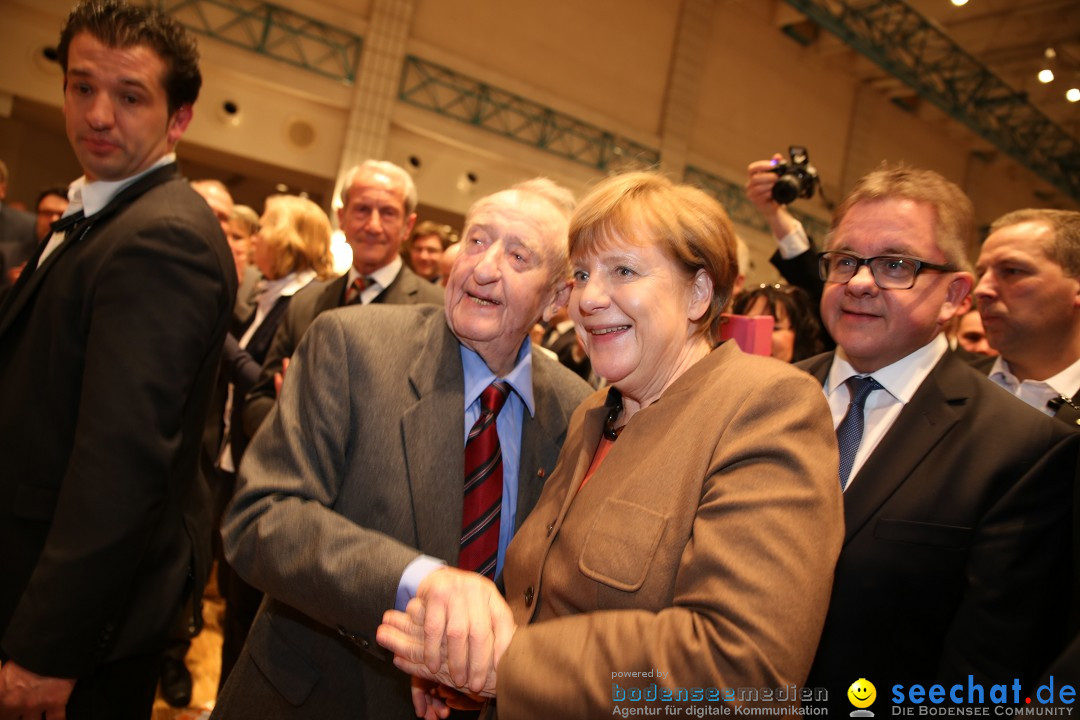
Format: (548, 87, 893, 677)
(818, 251, 957, 290)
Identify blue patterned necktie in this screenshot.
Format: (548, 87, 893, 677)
(836, 375, 882, 490)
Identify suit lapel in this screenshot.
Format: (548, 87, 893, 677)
(319, 275, 349, 312)
(0, 165, 179, 339)
(841, 353, 969, 542)
(401, 313, 467, 560)
(552, 395, 610, 524)
(516, 355, 578, 529)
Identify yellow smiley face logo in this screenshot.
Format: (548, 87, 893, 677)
(848, 678, 876, 709)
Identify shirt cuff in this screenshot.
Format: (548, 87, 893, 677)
(776, 222, 811, 259)
(396, 555, 447, 611)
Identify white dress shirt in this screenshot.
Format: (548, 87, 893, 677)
(825, 333, 949, 488)
(988, 355, 1080, 416)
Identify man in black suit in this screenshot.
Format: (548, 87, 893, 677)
(0, 2, 235, 718)
(242, 159, 443, 434)
(797, 166, 1076, 709)
(974, 209, 1080, 421)
(974, 209, 1080, 685)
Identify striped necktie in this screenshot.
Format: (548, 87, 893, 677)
(459, 380, 511, 579)
(344, 276, 366, 305)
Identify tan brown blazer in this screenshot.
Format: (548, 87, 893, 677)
(496, 342, 844, 718)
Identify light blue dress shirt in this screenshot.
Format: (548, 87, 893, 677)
(395, 338, 536, 610)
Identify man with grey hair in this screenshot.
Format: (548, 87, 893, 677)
(242, 159, 444, 432)
(211, 179, 591, 719)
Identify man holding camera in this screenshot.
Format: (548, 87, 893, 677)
(746, 152, 831, 343)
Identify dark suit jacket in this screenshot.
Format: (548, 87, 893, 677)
(241, 264, 444, 436)
(224, 291, 303, 467)
(212, 305, 591, 719)
(798, 350, 1076, 704)
(0, 163, 236, 679)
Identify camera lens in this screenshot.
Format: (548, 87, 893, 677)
(772, 176, 800, 205)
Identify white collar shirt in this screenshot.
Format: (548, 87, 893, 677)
(825, 333, 949, 489)
(988, 355, 1080, 416)
(348, 255, 402, 305)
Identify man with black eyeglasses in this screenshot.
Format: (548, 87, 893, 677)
(794, 164, 1076, 709)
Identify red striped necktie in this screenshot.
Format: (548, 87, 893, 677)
(344, 276, 367, 305)
(459, 380, 511, 579)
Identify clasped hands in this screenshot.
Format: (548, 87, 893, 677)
(376, 567, 517, 717)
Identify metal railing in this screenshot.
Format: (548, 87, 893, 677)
(159, 0, 361, 82)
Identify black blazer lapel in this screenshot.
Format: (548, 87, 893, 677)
(842, 353, 969, 542)
(0, 165, 180, 339)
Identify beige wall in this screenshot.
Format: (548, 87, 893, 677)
(0, 0, 1075, 284)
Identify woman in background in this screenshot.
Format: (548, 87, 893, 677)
(217, 194, 334, 689)
(732, 282, 823, 362)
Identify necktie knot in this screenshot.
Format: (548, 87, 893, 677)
(480, 380, 511, 416)
(345, 276, 367, 305)
(846, 375, 882, 407)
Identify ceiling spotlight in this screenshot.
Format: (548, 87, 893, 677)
(1067, 88, 1080, 103)
(1045, 47, 1057, 60)
(1038, 68, 1054, 84)
(950, 0, 968, 6)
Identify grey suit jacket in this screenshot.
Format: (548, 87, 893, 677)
(213, 305, 591, 719)
(799, 350, 1076, 705)
(241, 264, 444, 435)
(0, 202, 36, 269)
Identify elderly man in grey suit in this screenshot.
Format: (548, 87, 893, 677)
(212, 178, 592, 719)
(242, 159, 444, 434)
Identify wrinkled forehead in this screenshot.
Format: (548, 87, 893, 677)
(466, 191, 565, 247)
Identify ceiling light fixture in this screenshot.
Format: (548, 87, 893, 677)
(950, 0, 968, 6)
(1067, 87, 1080, 103)
(1038, 68, 1054, 84)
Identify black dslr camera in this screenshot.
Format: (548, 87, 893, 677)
(769, 146, 818, 205)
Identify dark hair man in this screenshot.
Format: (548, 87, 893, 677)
(0, 2, 236, 717)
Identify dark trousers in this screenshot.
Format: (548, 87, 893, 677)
(66, 652, 161, 719)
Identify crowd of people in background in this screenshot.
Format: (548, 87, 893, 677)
(1, 1, 1078, 719)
